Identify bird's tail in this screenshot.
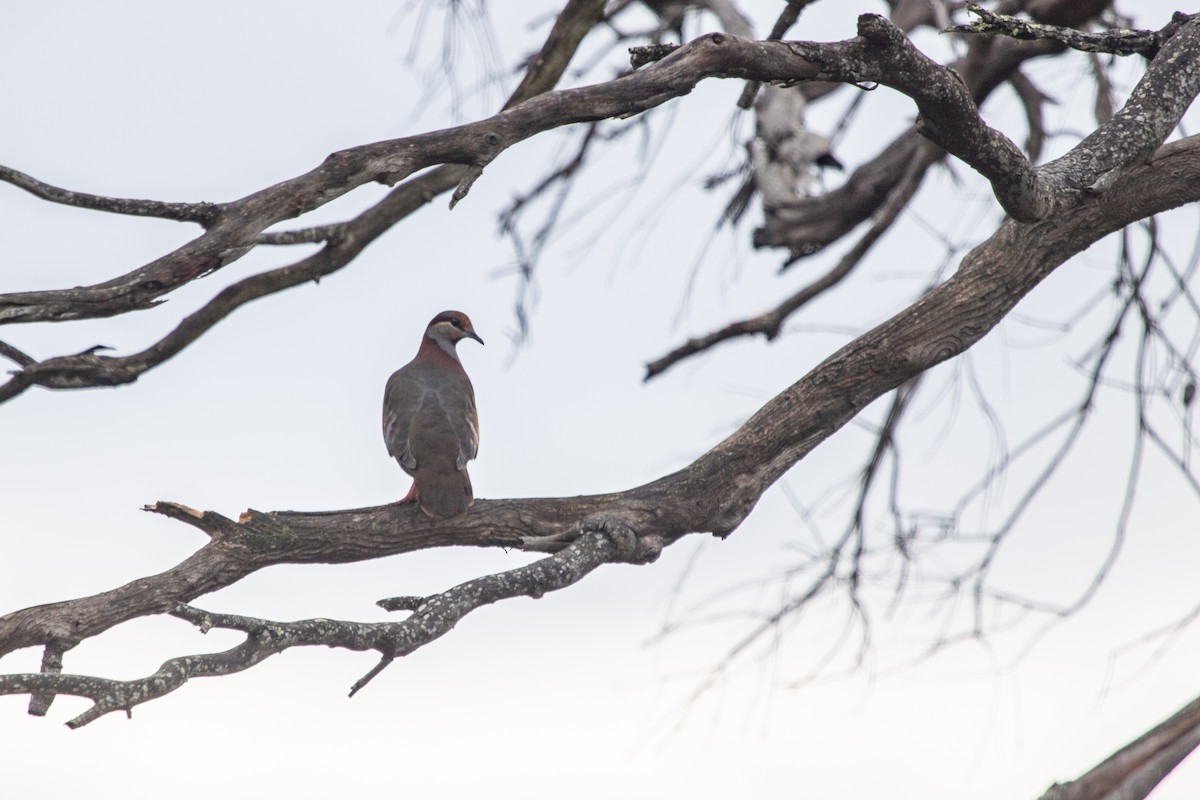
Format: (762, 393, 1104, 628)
(415, 469, 474, 518)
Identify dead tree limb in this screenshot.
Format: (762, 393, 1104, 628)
(3, 123, 1198, 718)
(0, 9, 1143, 404)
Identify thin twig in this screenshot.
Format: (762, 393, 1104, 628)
(0, 164, 220, 224)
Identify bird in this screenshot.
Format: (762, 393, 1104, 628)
(382, 310, 484, 518)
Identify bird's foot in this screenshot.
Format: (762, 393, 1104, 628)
(581, 513, 664, 565)
(391, 482, 419, 507)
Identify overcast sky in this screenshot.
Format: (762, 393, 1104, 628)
(3, 1, 1199, 798)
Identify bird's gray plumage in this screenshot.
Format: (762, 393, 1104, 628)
(383, 311, 482, 518)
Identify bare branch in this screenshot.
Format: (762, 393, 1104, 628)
(0, 517, 653, 728)
(503, 0, 607, 111)
(255, 224, 347, 246)
(951, 3, 1186, 58)
(1040, 690, 1200, 800)
(1041, 14, 1200, 191)
(26, 644, 64, 717)
(1008, 68, 1052, 162)
(753, 0, 1135, 261)
(848, 15, 1049, 220)
(0, 0, 610, 406)
(0, 11, 1094, 331)
(645, 141, 934, 379)
(0, 497, 535, 659)
(653, 12, 1200, 376)
(627, 15, 1050, 222)
(3, 130, 1198, 720)
(756, 33, 1063, 261)
(0, 0, 606, 329)
(3, 8, 1151, 411)
(734, 0, 819, 107)
(0, 164, 219, 225)
(0, 339, 35, 368)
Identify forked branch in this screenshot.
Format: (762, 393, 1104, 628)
(2, 130, 1198, 722)
(4, 520, 656, 728)
(0, 12, 1132, 403)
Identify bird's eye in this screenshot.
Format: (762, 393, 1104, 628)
(451, 319, 464, 329)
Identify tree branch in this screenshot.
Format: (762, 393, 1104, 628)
(0, 0, 609, 406)
(0, 0, 608, 329)
(0, 339, 35, 368)
(2, 10, 1139, 406)
(755, 0, 1119, 262)
(1040, 689, 1200, 800)
(754, 33, 1064, 261)
(626, 15, 1044, 222)
(0, 11, 1079, 332)
(950, 3, 1187, 58)
(645, 142, 935, 379)
(0, 164, 219, 225)
(650, 10, 1200, 379)
(3, 132, 1197, 718)
(1041, 14, 1200, 191)
(0, 517, 659, 728)
(854, 13, 1050, 221)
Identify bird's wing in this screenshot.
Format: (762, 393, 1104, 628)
(456, 387, 479, 469)
(382, 369, 422, 470)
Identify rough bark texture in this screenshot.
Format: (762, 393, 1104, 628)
(3, 129, 1199, 712)
(0, 9, 1127, 401)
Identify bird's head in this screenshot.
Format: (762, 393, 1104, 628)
(425, 310, 485, 348)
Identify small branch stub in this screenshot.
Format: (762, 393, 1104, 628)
(629, 43, 679, 70)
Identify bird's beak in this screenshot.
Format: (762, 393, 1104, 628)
(816, 152, 844, 171)
(468, 330, 485, 346)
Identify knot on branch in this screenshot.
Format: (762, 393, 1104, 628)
(377, 595, 424, 613)
(629, 43, 679, 70)
(172, 604, 216, 633)
(856, 13, 905, 47)
(581, 513, 661, 564)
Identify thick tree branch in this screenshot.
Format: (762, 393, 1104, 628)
(850, 14, 1049, 221)
(0, 499, 525, 658)
(1040, 690, 1200, 800)
(0, 12, 1075, 332)
(627, 15, 1044, 221)
(755, 0, 1112, 261)
(3, 10, 1142, 406)
(0, 518, 659, 728)
(0, 0, 606, 329)
(3, 134, 1197, 718)
(755, 35, 1063, 260)
(0, 16, 1031, 402)
(1041, 14, 1200, 191)
(0, 0, 608, 406)
(651, 10, 1200, 379)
